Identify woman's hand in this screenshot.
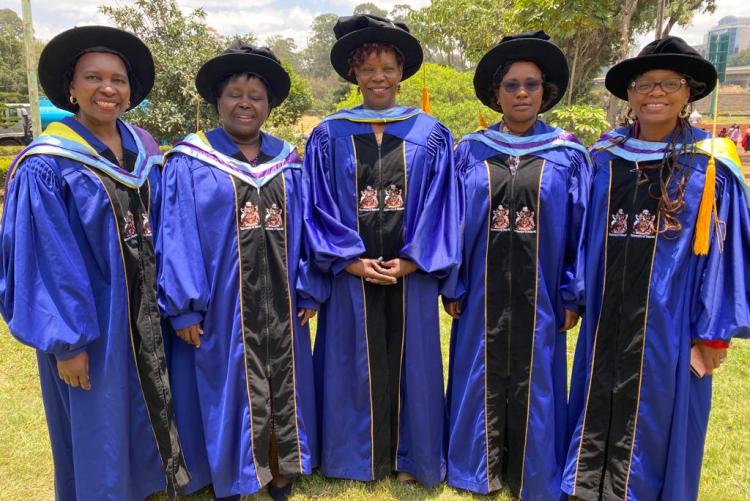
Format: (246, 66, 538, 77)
(346, 258, 398, 285)
(694, 343, 728, 375)
(57, 351, 91, 390)
(298, 308, 317, 326)
(444, 301, 461, 319)
(176, 324, 203, 348)
(379, 258, 418, 279)
(560, 309, 580, 331)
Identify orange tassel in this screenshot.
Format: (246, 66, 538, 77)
(421, 87, 432, 115)
(478, 112, 488, 129)
(692, 155, 716, 255)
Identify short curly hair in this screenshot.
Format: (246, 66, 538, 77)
(347, 42, 405, 78)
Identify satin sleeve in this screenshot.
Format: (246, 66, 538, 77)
(0, 156, 99, 359)
(400, 122, 461, 279)
(690, 166, 750, 342)
(302, 124, 366, 275)
(560, 150, 592, 314)
(157, 153, 211, 330)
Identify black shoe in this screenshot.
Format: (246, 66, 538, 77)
(267, 481, 292, 501)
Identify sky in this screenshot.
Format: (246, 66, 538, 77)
(1, 0, 748, 51)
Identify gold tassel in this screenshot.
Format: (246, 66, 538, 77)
(421, 86, 432, 114)
(693, 155, 715, 255)
(693, 84, 720, 255)
(421, 65, 432, 115)
(478, 112, 488, 129)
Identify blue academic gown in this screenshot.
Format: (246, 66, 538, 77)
(563, 126, 750, 501)
(158, 128, 325, 498)
(303, 108, 460, 487)
(0, 117, 189, 500)
(444, 121, 591, 500)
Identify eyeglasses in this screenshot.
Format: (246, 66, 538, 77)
(499, 79, 543, 94)
(629, 77, 687, 94)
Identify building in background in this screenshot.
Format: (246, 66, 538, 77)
(703, 16, 750, 57)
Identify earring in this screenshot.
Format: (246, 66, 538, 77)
(397, 84, 401, 93)
(356, 87, 361, 95)
(679, 104, 690, 119)
(626, 106, 636, 121)
(125, 100, 131, 108)
(69, 96, 78, 105)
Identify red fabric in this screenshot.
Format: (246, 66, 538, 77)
(696, 339, 730, 349)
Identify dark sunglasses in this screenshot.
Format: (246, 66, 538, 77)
(499, 79, 543, 94)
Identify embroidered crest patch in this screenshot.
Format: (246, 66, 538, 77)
(383, 184, 404, 211)
(240, 201, 261, 230)
(632, 209, 656, 238)
(609, 209, 628, 236)
(514, 206, 536, 233)
(359, 185, 379, 211)
(491, 204, 511, 232)
(264, 203, 284, 230)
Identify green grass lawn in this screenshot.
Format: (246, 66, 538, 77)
(1, 314, 748, 500)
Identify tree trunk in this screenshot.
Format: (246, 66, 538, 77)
(566, 32, 581, 105)
(607, 0, 639, 125)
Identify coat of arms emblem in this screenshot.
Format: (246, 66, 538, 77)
(514, 206, 536, 233)
(240, 202, 260, 230)
(609, 209, 628, 236)
(633, 209, 656, 237)
(383, 184, 404, 210)
(359, 185, 379, 211)
(265, 203, 283, 230)
(491, 204, 510, 231)
(141, 213, 152, 238)
(123, 210, 137, 241)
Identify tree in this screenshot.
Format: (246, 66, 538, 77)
(729, 48, 750, 67)
(100, 0, 224, 141)
(0, 9, 28, 103)
(266, 35, 302, 73)
(353, 3, 387, 17)
(389, 4, 413, 23)
(302, 13, 339, 79)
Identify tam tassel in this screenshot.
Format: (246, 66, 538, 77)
(693, 84, 720, 255)
(421, 87, 432, 114)
(692, 155, 715, 255)
(420, 65, 432, 114)
(478, 112, 488, 129)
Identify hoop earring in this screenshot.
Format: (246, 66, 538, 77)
(69, 96, 78, 105)
(679, 104, 690, 119)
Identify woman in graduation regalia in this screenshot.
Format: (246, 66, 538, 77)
(303, 14, 460, 487)
(443, 31, 591, 500)
(0, 26, 190, 500)
(157, 45, 324, 501)
(563, 37, 750, 501)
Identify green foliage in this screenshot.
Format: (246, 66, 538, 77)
(302, 13, 339, 80)
(544, 104, 610, 146)
(100, 0, 224, 142)
(0, 9, 27, 103)
(353, 3, 387, 17)
(336, 63, 500, 139)
(729, 48, 750, 68)
(268, 63, 313, 128)
(0, 155, 13, 186)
